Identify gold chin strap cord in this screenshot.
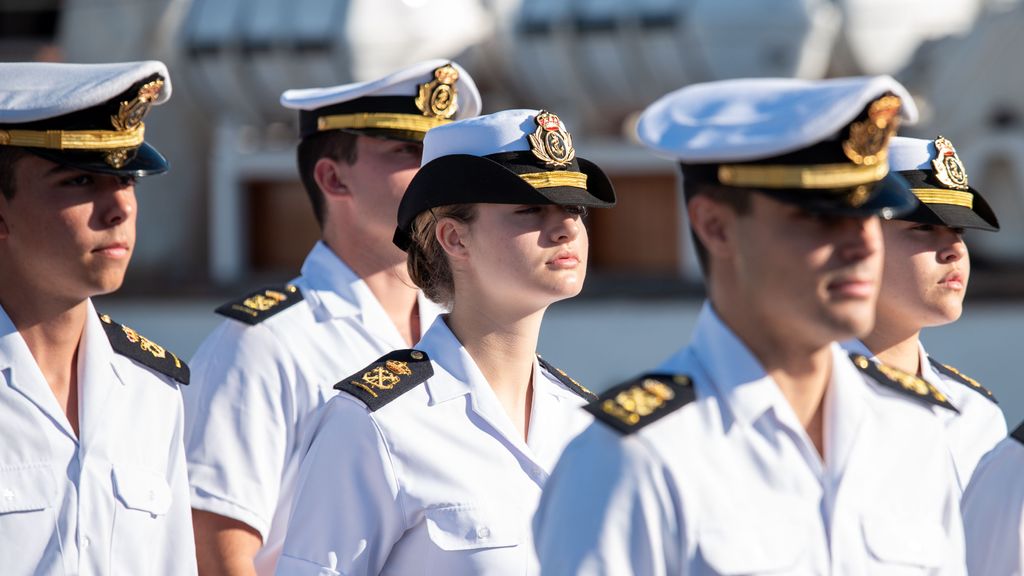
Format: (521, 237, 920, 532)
(717, 162, 890, 189)
(912, 189, 974, 209)
(0, 123, 145, 150)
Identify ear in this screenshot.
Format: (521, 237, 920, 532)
(435, 217, 470, 262)
(688, 195, 736, 261)
(313, 157, 350, 199)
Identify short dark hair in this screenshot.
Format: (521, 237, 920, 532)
(0, 147, 25, 199)
(684, 178, 753, 275)
(296, 131, 359, 226)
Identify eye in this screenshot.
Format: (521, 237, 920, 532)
(61, 174, 94, 187)
(911, 224, 936, 232)
(564, 205, 588, 217)
(118, 175, 137, 187)
(515, 205, 542, 215)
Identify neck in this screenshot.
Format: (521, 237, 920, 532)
(323, 237, 422, 346)
(710, 292, 833, 456)
(0, 288, 88, 434)
(862, 324, 922, 376)
(446, 297, 546, 440)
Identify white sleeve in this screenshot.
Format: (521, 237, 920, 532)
(276, 396, 405, 576)
(183, 320, 301, 539)
(533, 423, 683, 576)
(163, 384, 200, 575)
(963, 439, 1024, 576)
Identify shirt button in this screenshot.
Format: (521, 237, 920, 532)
(82, 537, 91, 549)
(475, 526, 491, 540)
(1, 488, 15, 502)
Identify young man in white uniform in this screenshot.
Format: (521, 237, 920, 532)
(534, 77, 969, 574)
(0, 61, 195, 575)
(183, 61, 480, 576)
(844, 135, 1004, 489)
(962, 423, 1024, 574)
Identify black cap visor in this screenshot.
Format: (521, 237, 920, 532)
(26, 142, 169, 177)
(394, 153, 616, 250)
(900, 187, 999, 231)
(753, 171, 917, 219)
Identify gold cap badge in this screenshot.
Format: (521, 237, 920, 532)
(528, 110, 576, 168)
(842, 94, 901, 167)
(931, 136, 969, 190)
(105, 77, 164, 168)
(415, 64, 459, 120)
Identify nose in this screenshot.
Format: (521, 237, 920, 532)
(549, 209, 581, 243)
(103, 177, 136, 227)
(837, 215, 882, 262)
(937, 230, 967, 264)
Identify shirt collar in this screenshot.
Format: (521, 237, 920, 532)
(418, 315, 476, 405)
(299, 241, 366, 319)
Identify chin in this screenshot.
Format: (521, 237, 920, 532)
(822, 303, 876, 341)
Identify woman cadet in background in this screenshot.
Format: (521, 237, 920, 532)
(273, 108, 617, 576)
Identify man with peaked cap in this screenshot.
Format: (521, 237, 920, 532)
(0, 61, 195, 574)
(183, 60, 481, 576)
(845, 135, 1005, 490)
(534, 77, 969, 574)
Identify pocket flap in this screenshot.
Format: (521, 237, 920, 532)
(863, 515, 946, 567)
(112, 465, 172, 515)
(424, 504, 520, 551)
(700, 523, 803, 574)
(0, 465, 56, 514)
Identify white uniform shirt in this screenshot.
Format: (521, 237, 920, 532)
(184, 241, 443, 575)
(844, 339, 1006, 489)
(962, 429, 1024, 575)
(0, 301, 195, 576)
(275, 316, 594, 576)
(535, 303, 966, 575)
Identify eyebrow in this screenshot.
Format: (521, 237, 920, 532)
(43, 164, 81, 177)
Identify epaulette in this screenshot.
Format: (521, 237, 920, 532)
(99, 314, 189, 385)
(928, 358, 998, 404)
(334, 349, 433, 411)
(1011, 421, 1024, 445)
(585, 373, 695, 435)
(537, 355, 597, 401)
(215, 284, 303, 325)
(849, 353, 956, 412)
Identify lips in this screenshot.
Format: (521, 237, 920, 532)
(93, 241, 131, 257)
(547, 250, 580, 269)
(939, 270, 966, 290)
(826, 276, 875, 299)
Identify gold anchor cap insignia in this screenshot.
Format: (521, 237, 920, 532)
(931, 136, 969, 190)
(842, 94, 901, 167)
(415, 64, 459, 120)
(528, 110, 576, 168)
(105, 77, 164, 168)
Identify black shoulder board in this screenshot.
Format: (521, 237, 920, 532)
(928, 358, 998, 404)
(99, 314, 190, 385)
(537, 355, 597, 402)
(334, 349, 433, 411)
(215, 284, 303, 325)
(849, 353, 956, 412)
(1011, 421, 1024, 446)
(585, 373, 695, 435)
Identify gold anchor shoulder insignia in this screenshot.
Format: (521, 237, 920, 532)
(99, 313, 189, 385)
(931, 136, 970, 191)
(585, 372, 696, 435)
(842, 94, 902, 167)
(528, 110, 576, 168)
(335, 349, 433, 411)
(850, 353, 957, 412)
(928, 357, 997, 404)
(105, 76, 164, 169)
(216, 283, 304, 325)
(415, 63, 459, 120)
(537, 355, 596, 401)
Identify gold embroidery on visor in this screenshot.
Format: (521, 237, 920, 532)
(317, 113, 452, 134)
(0, 123, 145, 150)
(717, 162, 889, 190)
(518, 171, 587, 189)
(912, 189, 974, 209)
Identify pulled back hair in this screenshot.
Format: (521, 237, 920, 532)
(406, 204, 477, 308)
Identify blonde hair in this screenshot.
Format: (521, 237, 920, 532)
(406, 204, 477, 307)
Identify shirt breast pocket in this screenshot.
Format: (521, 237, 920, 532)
(424, 504, 520, 552)
(863, 515, 947, 574)
(112, 464, 172, 516)
(0, 465, 58, 571)
(0, 465, 56, 515)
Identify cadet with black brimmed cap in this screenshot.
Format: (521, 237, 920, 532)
(0, 61, 195, 575)
(845, 135, 1005, 491)
(183, 60, 481, 575)
(276, 109, 614, 576)
(534, 77, 969, 574)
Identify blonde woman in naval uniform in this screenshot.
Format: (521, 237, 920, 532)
(274, 109, 615, 576)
